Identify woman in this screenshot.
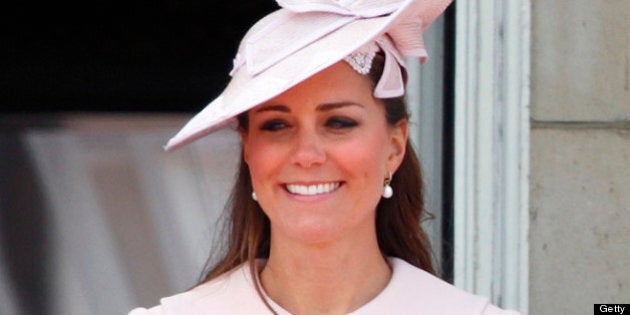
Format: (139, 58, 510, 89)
(130, 0, 520, 314)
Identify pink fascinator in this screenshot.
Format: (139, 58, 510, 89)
(165, 0, 452, 151)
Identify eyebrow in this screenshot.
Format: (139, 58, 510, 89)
(255, 104, 290, 113)
(317, 101, 364, 111)
(254, 101, 363, 113)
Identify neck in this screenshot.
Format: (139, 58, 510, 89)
(260, 230, 391, 315)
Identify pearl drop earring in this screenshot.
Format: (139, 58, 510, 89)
(382, 171, 393, 199)
(252, 191, 258, 201)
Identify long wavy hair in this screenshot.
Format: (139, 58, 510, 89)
(198, 54, 435, 291)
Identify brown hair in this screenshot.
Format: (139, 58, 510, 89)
(198, 54, 435, 289)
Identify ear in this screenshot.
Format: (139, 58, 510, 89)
(386, 119, 408, 173)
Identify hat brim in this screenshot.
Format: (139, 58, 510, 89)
(165, 0, 448, 151)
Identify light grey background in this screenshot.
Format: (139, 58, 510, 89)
(529, 0, 630, 313)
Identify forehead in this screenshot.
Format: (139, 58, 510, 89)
(257, 61, 376, 109)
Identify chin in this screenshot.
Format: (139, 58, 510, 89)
(277, 221, 349, 245)
(277, 214, 379, 247)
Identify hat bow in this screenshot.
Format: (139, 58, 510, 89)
(277, 0, 407, 18)
(231, 0, 426, 86)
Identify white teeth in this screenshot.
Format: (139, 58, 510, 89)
(286, 182, 340, 196)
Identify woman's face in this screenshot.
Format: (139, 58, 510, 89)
(241, 62, 407, 245)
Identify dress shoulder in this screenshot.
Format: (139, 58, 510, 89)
(128, 305, 167, 315)
(357, 258, 521, 315)
(126, 287, 200, 315)
(126, 263, 273, 315)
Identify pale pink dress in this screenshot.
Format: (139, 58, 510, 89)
(129, 258, 521, 315)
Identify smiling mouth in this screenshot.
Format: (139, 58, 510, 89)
(285, 182, 341, 196)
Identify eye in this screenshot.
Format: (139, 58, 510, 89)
(326, 117, 358, 129)
(260, 119, 290, 131)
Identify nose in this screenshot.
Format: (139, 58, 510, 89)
(290, 128, 326, 168)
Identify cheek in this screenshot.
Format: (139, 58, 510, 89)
(244, 138, 287, 184)
(244, 142, 267, 172)
(336, 132, 390, 179)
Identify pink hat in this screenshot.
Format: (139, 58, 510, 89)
(165, 0, 453, 151)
